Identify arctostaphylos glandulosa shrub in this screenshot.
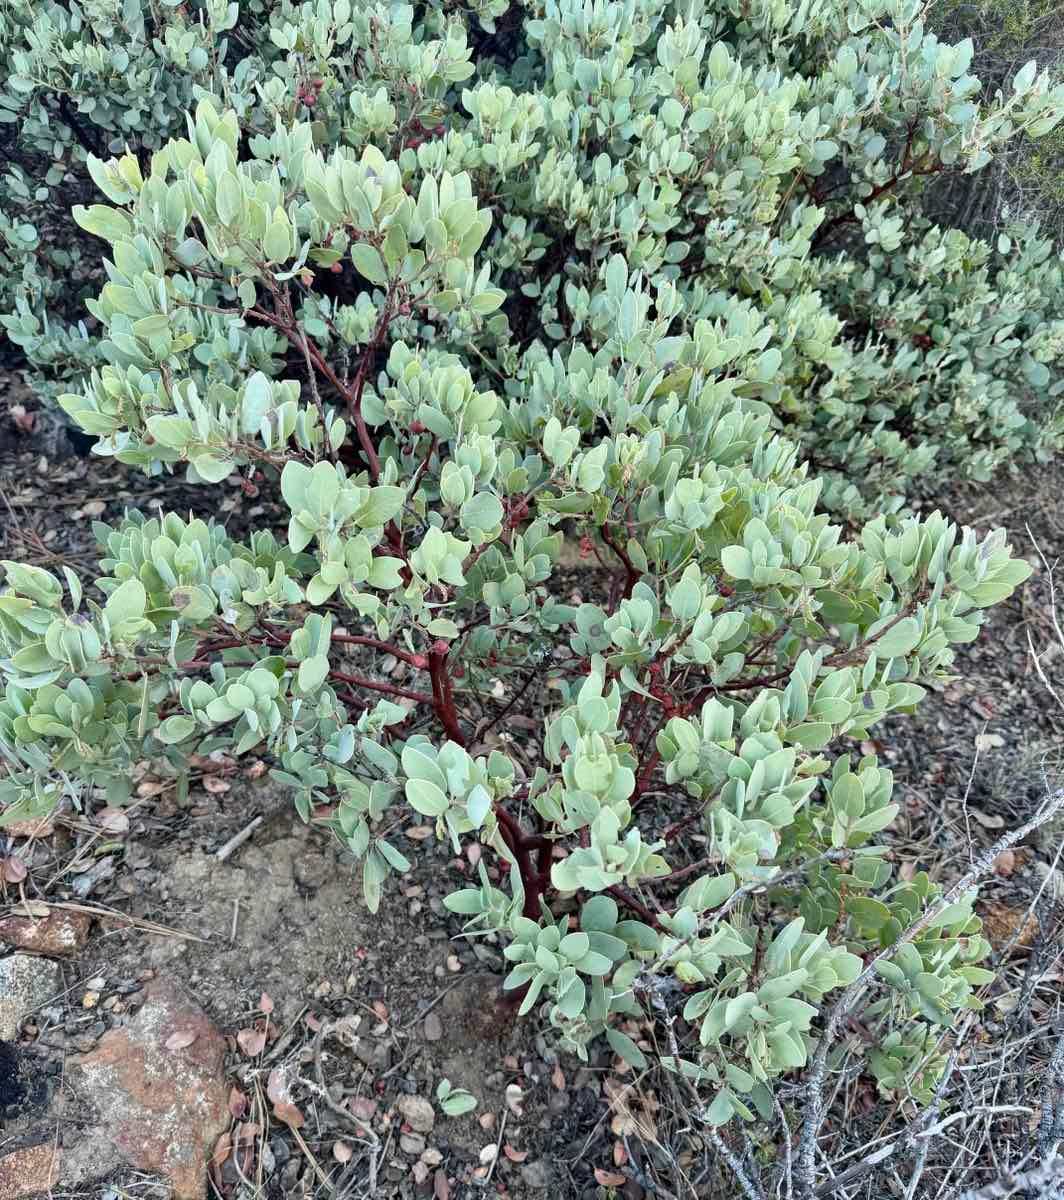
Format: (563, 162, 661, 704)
(0, 84, 1040, 1134)
(1, 0, 1064, 513)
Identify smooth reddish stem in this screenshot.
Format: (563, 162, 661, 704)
(428, 643, 467, 747)
(249, 297, 387, 482)
(606, 884, 661, 929)
(332, 634, 426, 669)
(634, 745, 662, 800)
(495, 806, 546, 919)
(327, 667, 432, 705)
(662, 808, 705, 844)
(345, 293, 397, 482)
(598, 522, 640, 600)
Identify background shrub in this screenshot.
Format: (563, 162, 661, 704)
(1, 0, 1063, 513)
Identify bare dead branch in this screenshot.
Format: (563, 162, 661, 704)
(794, 787, 1064, 1200)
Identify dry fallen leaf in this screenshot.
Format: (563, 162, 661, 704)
(9, 404, 35, 434)
(478, 1144, 498, 1166)
(202, 775, 231, 795)
(971, 808, 1006, 830)
(551, 1063, 566, 1090)
(594, 1168, 627, 1187)
(96, 807, 130, 833)
(259, 991, 275, 1015)
(237, 1027, 267, 1057)
(504, 1083, 525, 1117)
(273, 1100, 305, 1129)
(975, 732, 1005, 752)
(0, 855, 28, 884)
(228, 1087, 248, 1120)
(165, 1029, 199, 1051)
(211, 1131, 232, 1169)
(503, 1145, 528, 1163)
(332, 1140, 353, 1164)
(993, 849, 1017, 877)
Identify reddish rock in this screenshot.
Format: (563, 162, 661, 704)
(0, 909, 90, 957)
(1, 815, 55, 839)
(0, 1143, 60, 1200)
(69, 978, 228, 1200)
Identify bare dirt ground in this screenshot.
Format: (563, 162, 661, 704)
(1, 385, 1062, 1200)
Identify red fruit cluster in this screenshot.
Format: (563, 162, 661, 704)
(297, 78, 324, 107)
(404, 117, 447, 151)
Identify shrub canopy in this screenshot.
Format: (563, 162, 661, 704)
(2, 0, 1064, 510)
(0, 0, 1057, 1146)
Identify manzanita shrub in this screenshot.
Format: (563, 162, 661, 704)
(2, 0, 1064, 513)
(0, 94, 1037, 1128)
